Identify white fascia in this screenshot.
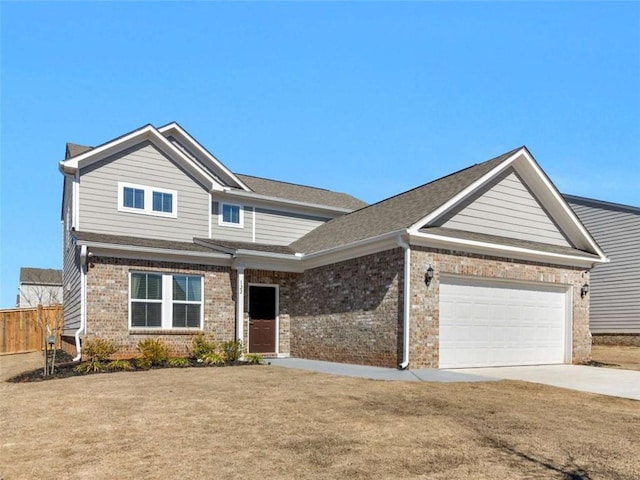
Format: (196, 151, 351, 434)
(409, 231, 606, 268)
(301, 230, 405, 269)
(407, 149, 523, 234)
(158, 122, 251, 191)
(76, 241, 232, 266)
(222, 188, 353, 216)
(406, 147, 607, 263)
(59, 124, 225, 193)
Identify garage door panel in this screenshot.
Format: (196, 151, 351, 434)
(439, 278, 568, 368)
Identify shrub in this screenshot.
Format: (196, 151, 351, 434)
(74, 359, 107, 373)
(137, 338, 169, 367)
(221, 339, 243, 363)
(201, 351, 225, 366)
(106, 359, 134, 371)
(82, 338, 117, 362)
(136, 357, 153, 370)
(168, 357, 190, 368)
(191, 334, 217, 360)
(244, 353, 264, 365)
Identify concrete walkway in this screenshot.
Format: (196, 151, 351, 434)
(268, 357, 498, 383)
(269, 358, 640, 401)
(454, 364, 640, 401)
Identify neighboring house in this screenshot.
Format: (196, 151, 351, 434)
(565, 195, 640, 346)
(18, 267, 63, 307)
(59, 123, 607, 369)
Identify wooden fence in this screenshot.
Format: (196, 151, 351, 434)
(0, 305, 63, 355)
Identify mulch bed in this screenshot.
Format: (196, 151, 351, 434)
(7, 351, 258, 383)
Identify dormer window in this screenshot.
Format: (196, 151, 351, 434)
(118, 182, 177, 218)
(219, 203, 243, 227)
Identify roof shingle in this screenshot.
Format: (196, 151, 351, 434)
(290, 148, 522, 254)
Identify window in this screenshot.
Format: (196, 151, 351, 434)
(130, 273, 162, 327)
(219, 202, 243, 227)
(129, 272, 202, 330)
(118, 182, 177, 218)
(153, 191, 173, 213)
(123, 187, 145, 210)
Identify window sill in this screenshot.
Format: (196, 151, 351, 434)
(128, 329, 203, 336)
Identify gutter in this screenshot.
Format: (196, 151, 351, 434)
(397, 234, 411, 370)
(73, 245, 89, 361)
(221, 188, 354, 215)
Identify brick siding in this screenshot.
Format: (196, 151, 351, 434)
(290, 248, 404, 368)
(84, 256, 236, 358)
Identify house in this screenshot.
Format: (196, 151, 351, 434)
(59, 123, 607, 368)
(565, 195, 640, 346)
(18, 267, 63, 307)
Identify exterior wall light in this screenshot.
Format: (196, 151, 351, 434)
(425, 265, 434, 287)
(581, 283, 590, 298)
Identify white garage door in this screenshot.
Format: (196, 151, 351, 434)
(439, 277, 569, 368)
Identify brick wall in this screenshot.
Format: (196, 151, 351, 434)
(592, 334, 640, 347)
(84, 256, 236, 358)
(409, 247, 591, 368)
(290, 248, 404, 368)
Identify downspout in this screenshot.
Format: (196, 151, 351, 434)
(73, 245, 88, 361)
(397, 236, 411, 369)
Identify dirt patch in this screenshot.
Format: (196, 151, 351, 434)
(1, 360, 638, 479)
(591, 345, 640, 371)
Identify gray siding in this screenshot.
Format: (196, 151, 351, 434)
(569, 199, 640, 333)
(210, 202, 254, 243)
(436, 169, 570, 247)
(62, 177, 82, 336)
(78, 142, 209, 242)
(210, 201, 329, 245)
(255, 208, 328, 245)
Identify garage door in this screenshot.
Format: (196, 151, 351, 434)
(439, 277, 569, 368)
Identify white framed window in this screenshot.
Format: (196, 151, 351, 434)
(129, 272, 203, 330)
(218, 202, 244, 228)
(118, 182, 178, 218)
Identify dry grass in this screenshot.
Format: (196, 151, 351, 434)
(591, 345, 640, 371)
(1, 354, 639, 479)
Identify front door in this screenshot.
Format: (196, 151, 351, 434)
(248, 285, 277, 353)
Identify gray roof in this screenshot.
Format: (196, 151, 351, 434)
(20, 268, 62, 285)
(235, 174, 367, 211)
(194, 238, 296, 255)
(291, 148, 523, 254)
(66, 143, 93, 159)
(73, 231, 216, 253)
(422, 227, 601, 260)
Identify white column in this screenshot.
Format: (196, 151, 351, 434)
(236, 266, 245, 343)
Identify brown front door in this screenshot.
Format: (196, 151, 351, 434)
(248, 285, 276, 353)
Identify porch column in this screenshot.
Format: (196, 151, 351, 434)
(236, 266, 245, 343)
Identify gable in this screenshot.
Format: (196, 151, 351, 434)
(432, 168, 571, 247)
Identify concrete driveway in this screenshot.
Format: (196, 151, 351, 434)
(452, 365, 640, 401)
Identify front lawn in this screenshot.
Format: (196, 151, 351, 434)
(1, 359, 638, 479)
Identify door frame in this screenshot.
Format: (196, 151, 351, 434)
(438, 274, 573, 367)
(247, 283, 279, 354)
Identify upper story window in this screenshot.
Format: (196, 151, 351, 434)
(219, 202, 243, 228)
(118, 182, 177, 218)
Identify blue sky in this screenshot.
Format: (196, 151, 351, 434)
(1, 1, 639, 308)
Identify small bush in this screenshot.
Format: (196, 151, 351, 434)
(137, 338, 169, 367)
(244, 353, 264, 365)
(201, 351, 225, 366)
(136, 357, 153, 370)
(82, 338, 117, 362)
(74, 359, 107, 373)
(168, 357, 190, 368)
(221, 339, 243, 363)
(107, 359, 134, 371)
(191, 334, 217, 360)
